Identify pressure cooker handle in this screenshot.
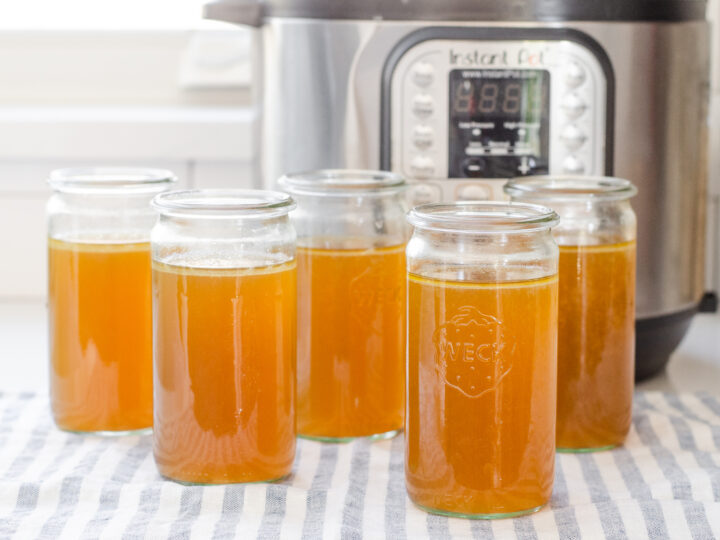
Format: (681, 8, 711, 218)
(203, 0, 264, 27)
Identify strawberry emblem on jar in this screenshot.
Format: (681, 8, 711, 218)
(432, 306, 511, 398)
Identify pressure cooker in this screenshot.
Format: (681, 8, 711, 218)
(205, 0, 715, 380)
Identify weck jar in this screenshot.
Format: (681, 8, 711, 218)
(278, 170, 407, 442)
(47, 167, 176, 434)
(151, 189, 297, 484)
(405, 201, 559, 518)
(505, 175, 637, 452)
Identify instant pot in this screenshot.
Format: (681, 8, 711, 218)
(205, 0, 716, 380)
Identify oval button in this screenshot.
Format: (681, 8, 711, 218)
(561, 93, 587, 120)
(565, 61, 586, 88)
(412, 62, 434, 87)
(413, 125, 434, 150)
(562, 155, 585, 174)
(410, 156, 435, 179)
(412, 94, 434, 118)
(408, 183, 442, 206)
(455, 183, 492, 201)
(560, 124, 587, 151)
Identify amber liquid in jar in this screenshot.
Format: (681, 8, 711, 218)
(152, 261, 296, 484)
(406, 273, 558, 517)
(296, 243, 405, 440)
(557, 241, 636, 451)
(48, 238, 153, 433)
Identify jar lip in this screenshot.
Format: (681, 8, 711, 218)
(504, 175, 638, 201)
(407, 201, 559, 234)
(48, 167, 177, 194)
(278, 169, 405, 196)
(152, 189, 296, 218)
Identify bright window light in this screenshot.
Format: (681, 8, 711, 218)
(1, 0, 226, 30)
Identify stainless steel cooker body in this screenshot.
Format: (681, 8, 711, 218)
(206, 1, 712, 378)
(262, 21, 708, 296)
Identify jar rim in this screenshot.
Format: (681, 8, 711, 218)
(278, 169, 405, 196)
(407, 201, 559, 234)
(504, 175, 638, 201)
(48, 167, 177, 194)
(152, 189, 296, 218)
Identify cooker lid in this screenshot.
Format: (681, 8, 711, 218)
(205, 0, 707, 26)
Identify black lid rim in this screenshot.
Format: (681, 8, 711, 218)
(259, 0, 706, 22)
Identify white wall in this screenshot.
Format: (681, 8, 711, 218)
(0, 30, 253, 106)
(0, 29, 256, 299)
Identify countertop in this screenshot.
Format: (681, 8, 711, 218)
(1, 300, 718, 395)
(0, 300, 718, 539)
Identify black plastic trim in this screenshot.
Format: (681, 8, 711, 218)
(635, 306, 699, 381)
(255, 0, 707, 23)
(699, 291, 718, 313)
(379, 27, 615, 176)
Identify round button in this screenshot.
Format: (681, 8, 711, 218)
(412, 62, 434, 87)
(412, 94, 434, 118)
(561, 93, 587, 120)
(410, 156, 435, 179)
(462, 157, 486, 178)
(562, 155, 585, 174)
(455, 183, 492, 201)
(408, 183, 442, 206)
(560, 124, 587, 151)
(413, 125, 434, 150)
(565, 62, 586, 88)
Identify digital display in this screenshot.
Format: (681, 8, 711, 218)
(452, 76, 544, 118)
(448, 69, 550, 179)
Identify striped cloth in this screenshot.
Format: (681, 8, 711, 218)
(0, 392, 719, 539)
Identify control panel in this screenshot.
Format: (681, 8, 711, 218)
(385, 32, 610, 207)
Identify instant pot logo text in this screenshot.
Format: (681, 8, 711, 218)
(449, 48, 546, 67)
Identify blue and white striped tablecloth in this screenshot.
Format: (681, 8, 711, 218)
(0, 391, 719, 539)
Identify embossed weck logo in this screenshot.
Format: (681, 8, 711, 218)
(432, 306, 511, 398)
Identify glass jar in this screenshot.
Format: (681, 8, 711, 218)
(505, 176, 637, 452)
(278, 170, 407, 441)
(47, 167, 176, 434)
(151, 189, 296, 484)
(405, 201, 559, 519)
